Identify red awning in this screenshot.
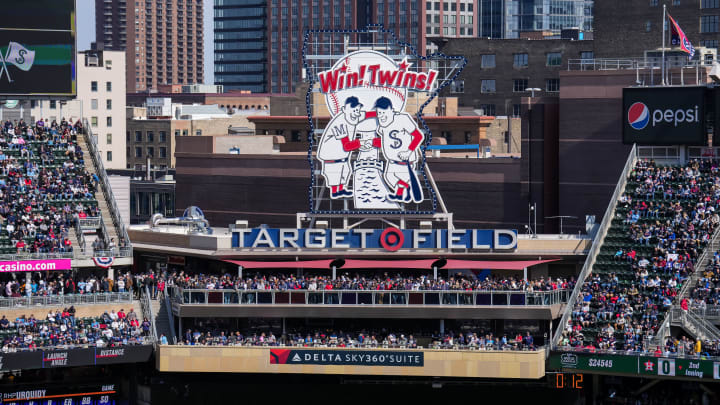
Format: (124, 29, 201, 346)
(225, 259, 557, 270)
(340, 259, 438, 269)
(225, 260, 334, 269)
(442, 259, 558, 270)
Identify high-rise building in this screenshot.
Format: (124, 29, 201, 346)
(479, 0, 593, 39)
(425, 0, 479, 43)
(214, 0, 426, 94)
(95, 0, 204, 92)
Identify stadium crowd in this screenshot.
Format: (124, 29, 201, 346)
(177, 327, 538, 351)
(166, 271, 575, 292)
(560, 159, 720, 352)
(0, 271, 134, 297)
(0, 117, 100, 255)
(0, 307, 152, 351)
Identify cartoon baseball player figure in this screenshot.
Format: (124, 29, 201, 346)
(317, 96, 377, 199)
(370, 97, 425, 203)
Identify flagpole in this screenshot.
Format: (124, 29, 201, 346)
(662, 4, 666, 86)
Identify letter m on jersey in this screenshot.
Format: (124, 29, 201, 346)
(332, 124, 347, 137)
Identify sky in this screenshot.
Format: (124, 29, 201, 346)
(76, 0, 214, 84)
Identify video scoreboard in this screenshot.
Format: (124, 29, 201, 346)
(1, 384, 117, 405)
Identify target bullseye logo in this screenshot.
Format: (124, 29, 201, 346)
(379, 227, 405, 252)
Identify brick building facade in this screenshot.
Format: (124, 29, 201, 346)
(435, 37, 594, 117)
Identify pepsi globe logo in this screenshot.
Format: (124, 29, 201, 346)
(628, 102, 650, 130)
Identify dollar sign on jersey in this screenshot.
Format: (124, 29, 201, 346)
(388, 130, 402, 149)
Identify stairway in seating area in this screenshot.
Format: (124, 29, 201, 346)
(76, 130, 120, 245)
(150, 296, 175, 344)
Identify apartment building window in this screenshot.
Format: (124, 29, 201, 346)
(195, 129, 202, 136)
(159, 147, 167, 158)
(451, 80, 465, 93)
(49, 100, 56, 109)
(106, 82, 112, 91)
(546, 52, 562, 66)
(672, 0, 680, 4)
(650, 0, 658, 5)
(546, 78, 560, 92)
(701, 39, 719, 48)
(479, 104, 496, 116)
(174, 130, 180, 137)
(106, 151, 112, 162)
(106, 99, 112, 110)
(159, 131, 167, 142)
(513, 79, 529, 92)
(91, 117, 98, 126)
(147, 131, 154, 142)
(91, 99, 98, 110)
(147, 147, 154, 157)
(580, 51, 594, 60)
(135, 131, 142, 142)
(106, 134, 112, 144)
(645, 21, 652, 32)
(480, 80, 495, 93)
(512, 104, 522, 117)
(513, 53, 528, 68)
(702, 0, 719, 8)
(135, 147, 142, 158)
(481, 54, 496, 68)
(701, 16, 720, 33)
(106, 117, 112, 127)
(91, 81, 98, 92)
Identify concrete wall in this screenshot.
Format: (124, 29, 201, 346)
(157, 346, 546, 379)
(174, 153, 529, 229)
(485, 117, 521, 154)
(109, 175, 131, 226)
(176, 135, 281, 155)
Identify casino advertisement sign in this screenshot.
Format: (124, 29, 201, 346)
(304, 26, 465, 215)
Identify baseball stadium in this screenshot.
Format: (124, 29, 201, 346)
(2, 2, 720, 404)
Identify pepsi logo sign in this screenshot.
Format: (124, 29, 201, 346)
(628, 102, 650, 130)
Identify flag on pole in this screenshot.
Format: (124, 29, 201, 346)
(668, 14, 695, 60)
(4, 42, 35, 71)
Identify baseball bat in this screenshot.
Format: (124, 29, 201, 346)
(405, 160, 423, 203)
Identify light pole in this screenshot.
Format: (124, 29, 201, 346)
(525, 88, 541, 237)
(525, 87, 542, 98)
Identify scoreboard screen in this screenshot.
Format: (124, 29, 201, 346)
(0, 0, 75, 98)
(1, 384, 117, 405)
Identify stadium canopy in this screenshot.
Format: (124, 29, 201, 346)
(224, 259, 557, 270)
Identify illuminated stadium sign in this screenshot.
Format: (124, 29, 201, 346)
(0, 0, 76, 97)
(304, 26, 465, 215)
(622, 86, 705, 145)
(270, 349, 424, 367)
(232, 228, 517, 251)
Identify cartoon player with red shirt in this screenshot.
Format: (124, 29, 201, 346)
(370, 97, 424, 203)
(317, 96, 377, 199)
